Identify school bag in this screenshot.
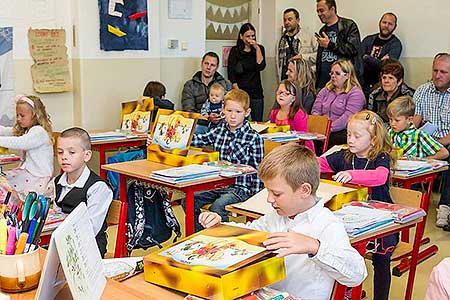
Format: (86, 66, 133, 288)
(126, 181, 181, 253)
(106, 147, 146, 199)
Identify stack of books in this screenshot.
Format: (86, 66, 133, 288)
(261, 131, 325, 142)
(334, 204, 394, 237)
(347, 200, 426, 224)
(0, 154, 21, 163)
(203, 161, 257, 177)
(150, 164, 221, 183)
(90, 131, 128, 142)
(392, 159, 434, 176)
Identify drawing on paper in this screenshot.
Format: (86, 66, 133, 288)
(159, 235, 266, 270)
(151, 113, 195, 150)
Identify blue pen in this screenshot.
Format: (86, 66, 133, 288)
(25, 219, 37, 253)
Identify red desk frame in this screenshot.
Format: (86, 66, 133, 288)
(102, 160, 235, 258)
(91, 138, 147, 179)
(390, 166, 447, 275)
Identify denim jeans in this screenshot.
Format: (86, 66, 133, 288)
(438, 145, 450, 207)
(182, 186, 249, 232)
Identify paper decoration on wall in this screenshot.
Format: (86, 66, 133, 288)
(98, 0, 148, 51)
(206, 0, 251, 40)
(0, 27, 15, 126)
(28, 29, 72, 93)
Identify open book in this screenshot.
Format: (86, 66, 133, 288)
(231, 181, 359, 216)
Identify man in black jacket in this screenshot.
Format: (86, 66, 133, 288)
(362, 13, 402, 95)
(181, 52, 231, 114)
(315, 0, 363, 89)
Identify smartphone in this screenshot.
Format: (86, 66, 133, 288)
(315, 32, 321, 38)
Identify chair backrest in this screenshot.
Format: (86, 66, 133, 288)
(308, 115, 332, 153)
(106, 200, 121, 225)
(389, 186, 422, 208)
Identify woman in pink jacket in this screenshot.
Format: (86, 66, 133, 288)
(312, 59, 365, 148)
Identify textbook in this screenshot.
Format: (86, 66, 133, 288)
(0, 154, 21, 163)
(103, 257, 144, 281)
(345, 200, 426, 224)
(334, 205, 394, 237)
(260, 131, 325, 142)
(203, 160, 257, 177)
(393, 159, 433, 176)
(150, 164, 221, 183)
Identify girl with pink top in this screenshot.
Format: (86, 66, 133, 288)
(312, 59, 365, 148)
(318, 110, 397, 300)
(270, 80, 315, 152)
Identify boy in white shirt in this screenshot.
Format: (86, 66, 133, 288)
(51, 127, 112, 258)
(200, 143, 367, 300)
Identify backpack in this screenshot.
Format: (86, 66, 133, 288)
(106, 147, 146, 199)
(126, 181, 181, 254)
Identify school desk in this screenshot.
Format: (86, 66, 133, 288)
(5, 266, 184, 300)
(225, 205, 424, 300)
(102, 159, 235, 258)
(390, 165, 448, 276)
(91, 135, 147, 179)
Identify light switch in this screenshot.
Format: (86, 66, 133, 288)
(168, 39, 179, 49)
(181, 41, 188, 50)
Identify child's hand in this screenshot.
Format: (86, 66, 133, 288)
(199, 212, 221, 228)
(209, 113, 222, 124)
(263, 229, 320, 258)
(332, 171, 352, 184)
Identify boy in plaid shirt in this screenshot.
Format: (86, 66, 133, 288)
(185, 89, 264, 232)
(387, 96, 449, 159)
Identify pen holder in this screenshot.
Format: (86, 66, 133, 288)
(0, 247, 41, 293)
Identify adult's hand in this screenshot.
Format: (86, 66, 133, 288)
(316, 32, 330, 48)
(209, 113, 223, 124)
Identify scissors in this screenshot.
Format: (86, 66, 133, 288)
(19, 192, 38, 234)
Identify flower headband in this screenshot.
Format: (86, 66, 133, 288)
(15, 95, 35, 108)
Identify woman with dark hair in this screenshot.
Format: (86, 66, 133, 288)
(228, 23, 266, 121)
(367, 59, 415, 123)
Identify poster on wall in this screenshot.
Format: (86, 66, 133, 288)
(0, 27, 15, 126)
(28, 29, 72, 93)
(206, 0, 250, 40)
(98, 0, 148, 51)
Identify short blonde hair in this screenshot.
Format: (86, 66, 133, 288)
(326, 59, 361, 93)
(386, 96, 415, 118)
(258, 143, 320, 194)
(60, 127, 91, 150)
(209, 83, 225, 96)
(224, 89, 250, 110)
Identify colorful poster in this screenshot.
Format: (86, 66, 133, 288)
(0, 27, 15, 126)
(28, 29, 72, 93)
(98, 0, 149, 51)
(151, 114, 195, 150)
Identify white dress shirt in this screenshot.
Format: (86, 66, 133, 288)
(54, 166, 112, 235)
(0, 125, 53, 177)
(229, 198, 367, 300)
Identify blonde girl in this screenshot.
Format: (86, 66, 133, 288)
(270, 80, 315, 152)
(0, 95, 54, 198)
(318, 110, 397, 300)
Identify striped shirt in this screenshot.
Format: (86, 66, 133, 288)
(191, 120, 264, 197)
(389, 123, 443, 158)
(414, 81, 450, 139)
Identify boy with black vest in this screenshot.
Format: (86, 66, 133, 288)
(51, 127, 112, 257)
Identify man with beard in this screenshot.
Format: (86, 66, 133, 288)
(315, 0, 362, 89)
(362, 13, 402, 94)
(277, 8, 317, 81)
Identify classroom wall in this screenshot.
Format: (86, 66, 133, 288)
(3, 0, 450, 131)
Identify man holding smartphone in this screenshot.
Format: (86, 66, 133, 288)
(277, 8, 317, 81)
(315, 0, 363, 89)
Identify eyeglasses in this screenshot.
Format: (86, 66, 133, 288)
(329, 71, 347, 76)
